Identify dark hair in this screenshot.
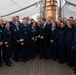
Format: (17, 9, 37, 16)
(31, 19, 34, 21)
(16, 16, 19, 17)
(31, 21, 37, 26)
(5, 22, 10, 26)
(61, 22, 65, 25)
(41, 18, 46, 22)
(70, 16, 74, 18)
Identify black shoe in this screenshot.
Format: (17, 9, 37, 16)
(1, 61, 3, 63)
(26, 59, 30, 61)
(68, 64, 74, 67)
(53, 58, 57, 61)
(6, 63, 11, 66)
(39, 57, 43, 59)
(45, 57, 48, 60)
(9, 61, 12, 64)
(0, 63, 2, 67)
(72, 68, 75, 71)
(22, 60, 26, 63)
(74, 71, 76, 74)
(58, 61, 64, 64)
(14, 59, 19, 62)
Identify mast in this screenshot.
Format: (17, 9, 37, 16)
(46, 0, 57, 19)
(58, 0, 61, 18)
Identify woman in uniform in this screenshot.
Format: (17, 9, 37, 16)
(3, 22, 12, 66)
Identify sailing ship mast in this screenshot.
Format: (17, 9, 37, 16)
(58, 0, 61, 18)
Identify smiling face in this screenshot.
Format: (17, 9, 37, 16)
(52, 22, 56, 28)
(60, 22, 64, 28)
(22, 18, 28, 25)
(32, 21, 36, 28)
(15, 22, 19, 27)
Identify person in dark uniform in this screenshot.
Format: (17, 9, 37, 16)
(0, 23, 3, 66)
(29, 21, 37, 59)
(49, 22, 58, 60)
(56, 19, 61, 29)
(12, 21, 21, 62)
(58, 22, 66, 63)
(15, 16, 21, 24)
(9, 16, 16, 27)
(0, 19, 5, 62)
(20, 18, 30, 62)
(66, 21, 74, 67)
(9, 16, 16, 59)
(39, 18, 50, 59)
(72, 27, 76, 74)
(3, 22, 12, 66)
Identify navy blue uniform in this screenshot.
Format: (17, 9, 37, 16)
(12, 26, 21, 62)
(9, 21, 15, 57)
(3, 28, 12, 64)
(0, 28, 3, 65)
(29, 27, 37, 59)
(66, 27, 74, 67)
(20, 24, 30, 61)
(49, 28, 58, 60)
(0, 25, 5, 62)
(73, 27, 76, 72)
(58, 27, 66, 63)
(9, 21, 15, 28)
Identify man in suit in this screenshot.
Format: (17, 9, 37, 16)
(39, 18, 50, 59)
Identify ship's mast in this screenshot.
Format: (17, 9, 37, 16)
(58, 0, 61, 18)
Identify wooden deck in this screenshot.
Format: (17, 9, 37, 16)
(0, 58, 75, 75)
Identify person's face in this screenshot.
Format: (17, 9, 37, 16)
(57, 20, 61, 25)
(32, 22, 36, 27)
(0, 19, 4, 25)
(47, 17, 51, 22)
(51, 20, 55, 24)
(31, 20, 34, 23)
(22, 19, 28, 25)
(15, 22, 19, 27)
(5, 23, 10, 29)
(12, 16, 16, 22)
(69, 18, 73, 21)
(52, 23, 56, 28)
(41, 20, 45, 24)
(67, 21, 70, 25)
(60, 23, 64, 28)
(15, 17, 19, 21)
(74, 18, 76, 23)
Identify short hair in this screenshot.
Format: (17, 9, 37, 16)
(31, 19, 34, 21)
(41, 18, 46, 22)
(16, 16, 19, 17)
(70, 16, 74, 18)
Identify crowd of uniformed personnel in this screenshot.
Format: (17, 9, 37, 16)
(0, 16, 76, 73)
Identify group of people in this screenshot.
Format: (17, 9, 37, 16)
(0, 16, 76, 74)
